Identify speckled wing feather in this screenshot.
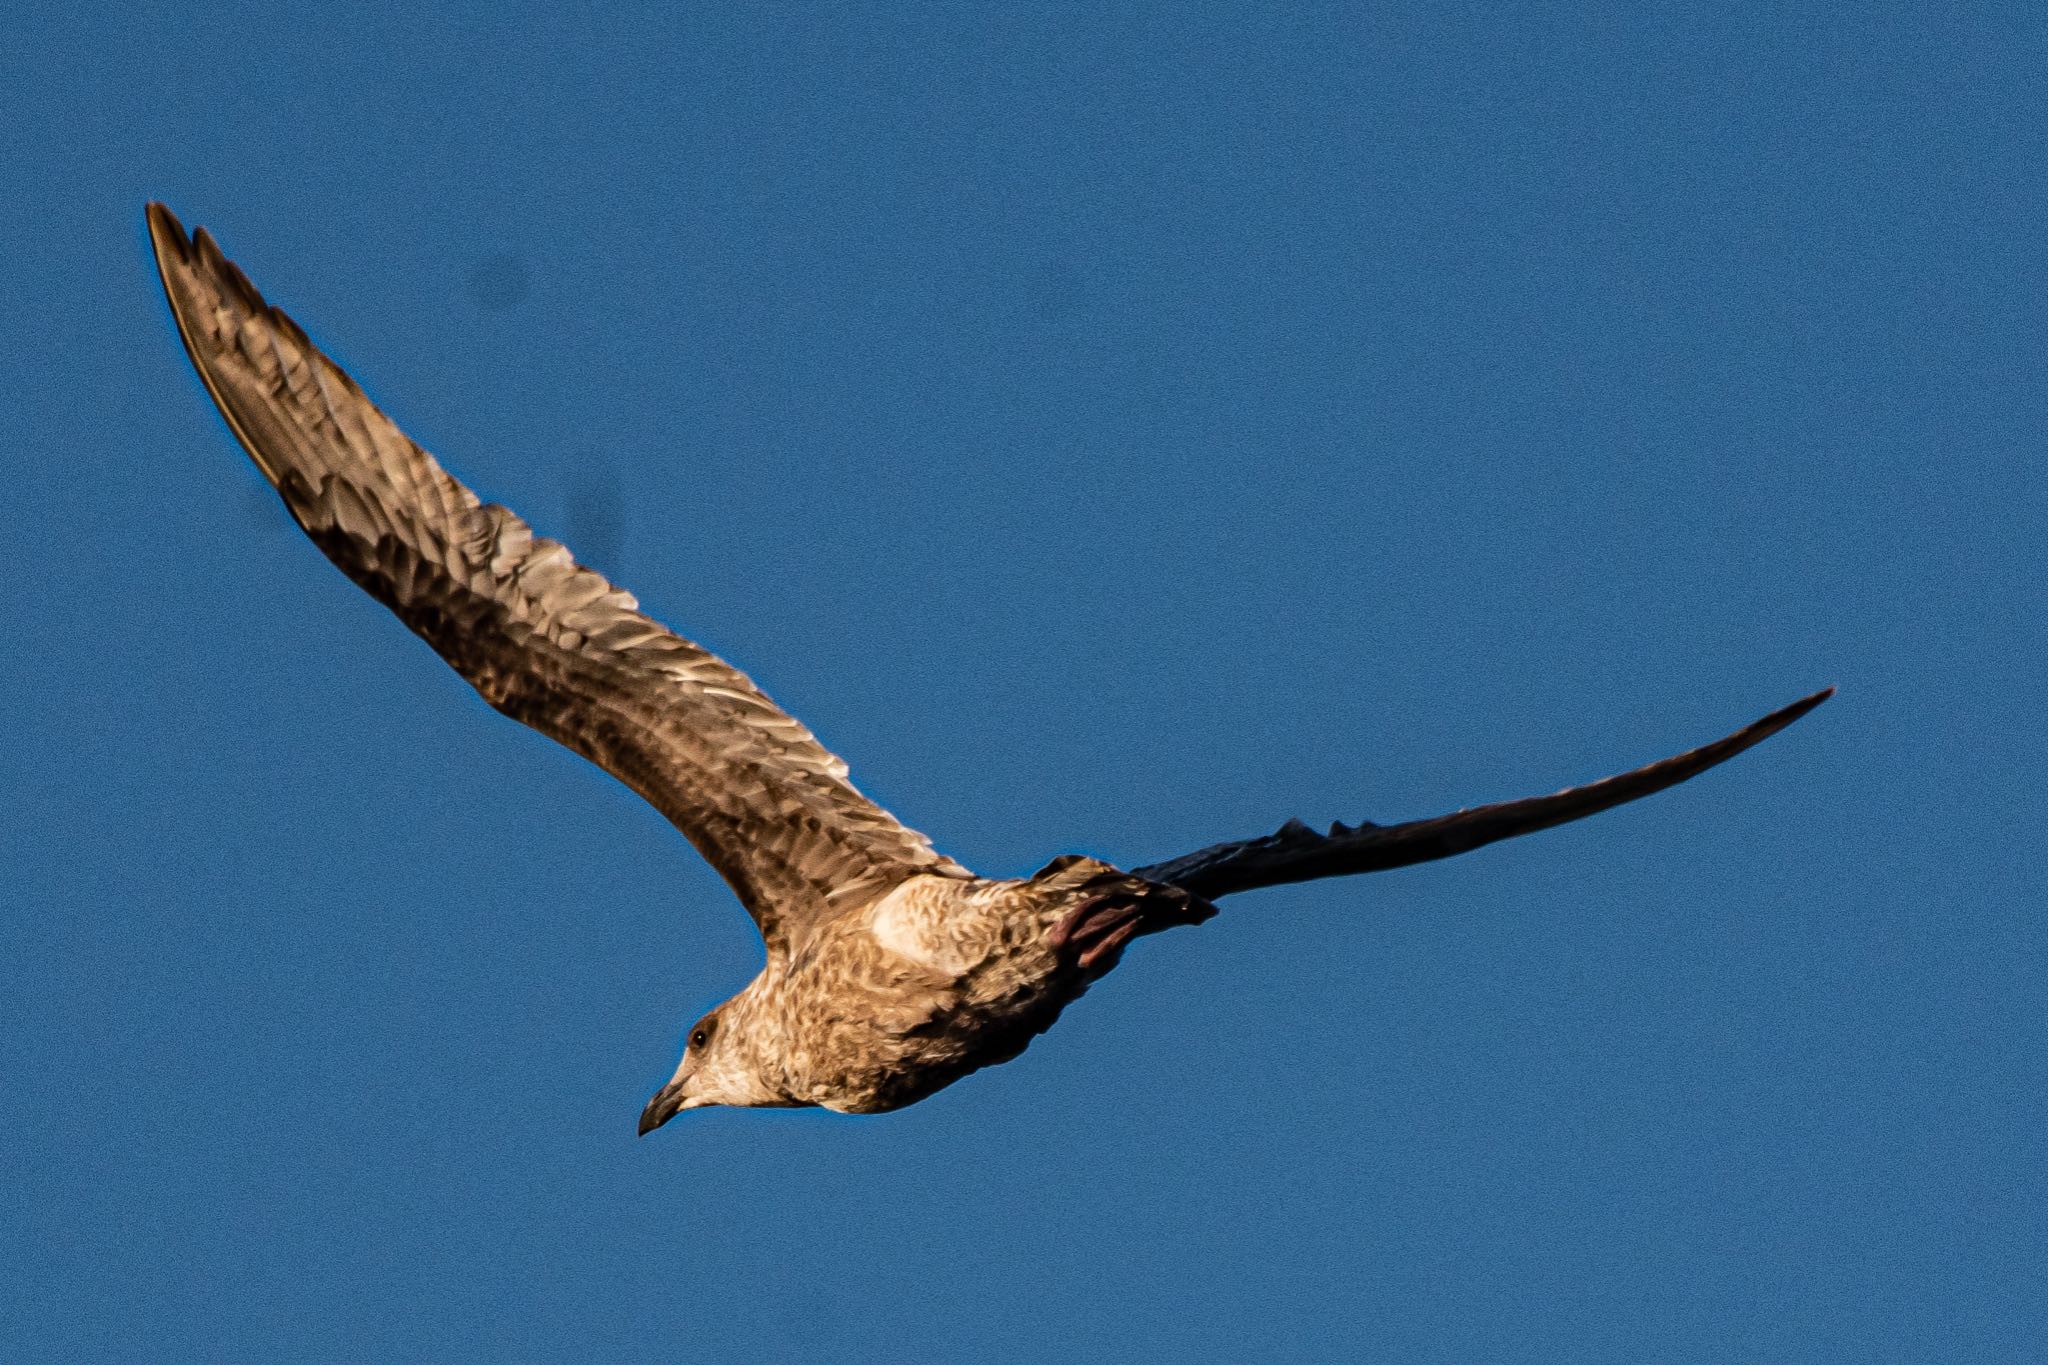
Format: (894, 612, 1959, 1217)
(1133, 689, 1831, 900)
(147, 203, 969, 957)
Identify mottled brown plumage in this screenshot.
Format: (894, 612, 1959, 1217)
(147, 204, 1829, 1129)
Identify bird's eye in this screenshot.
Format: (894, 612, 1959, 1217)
(690, 1028, 708, 1050)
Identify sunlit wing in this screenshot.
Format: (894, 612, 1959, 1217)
(148, 203, 970, 958)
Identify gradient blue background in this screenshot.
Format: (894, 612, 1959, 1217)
(4, 4, 2041, 1360)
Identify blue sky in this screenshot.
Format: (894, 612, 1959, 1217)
(3, 4, 2041, 1360)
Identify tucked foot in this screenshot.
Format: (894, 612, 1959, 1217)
(1048, 894, 1148, 972)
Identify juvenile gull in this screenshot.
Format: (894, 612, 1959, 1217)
(145, 204, 1831, 1131)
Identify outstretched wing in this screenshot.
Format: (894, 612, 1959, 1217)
(1132, 689, 1831, 900)
(148, 203, 970, 958)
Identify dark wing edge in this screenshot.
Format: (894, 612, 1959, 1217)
(146, 202, 970, 956)
(1132, 688, 1833, 900)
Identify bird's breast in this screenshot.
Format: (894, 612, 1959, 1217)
(763, 876, 1087, 1111)
(863, 874, 1040, 980)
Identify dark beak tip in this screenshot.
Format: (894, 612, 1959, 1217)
(638, 1082, 684, 1136)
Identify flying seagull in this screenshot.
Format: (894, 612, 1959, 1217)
(145, 203, 1830, 1132)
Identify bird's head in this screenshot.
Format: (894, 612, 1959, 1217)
(638, 1002, 785, 1133)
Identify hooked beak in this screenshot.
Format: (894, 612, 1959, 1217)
(638, 1079, 687, 1136)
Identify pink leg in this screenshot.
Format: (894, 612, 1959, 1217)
(1078, 917, 1143, 970)
(1047, 894, 1146, 970)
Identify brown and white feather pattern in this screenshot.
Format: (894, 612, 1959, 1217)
(724, 858, 1214, 1112)
(147, 204, 968, 961)
(150, 204, 1829, 1126)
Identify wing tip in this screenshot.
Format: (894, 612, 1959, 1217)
(1755, 684, 1835, 737)
(1643, 683, 1833, 778)
(1133, 682, 1839, 898)
(144, 202, 296, 486)
(145, 200, 282, 322)
(144, 199, 182, 239)
(145, 201, 193, 276)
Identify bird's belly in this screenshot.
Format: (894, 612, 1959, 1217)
(786, 945, 1083, 1113)
(818, 988, 1080, 1114)
(787, 871, 1163, 1113)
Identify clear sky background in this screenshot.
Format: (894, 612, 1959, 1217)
(3, 4, 2041, 1361)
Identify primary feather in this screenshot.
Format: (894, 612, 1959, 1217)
(147, 203, 968, 964)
